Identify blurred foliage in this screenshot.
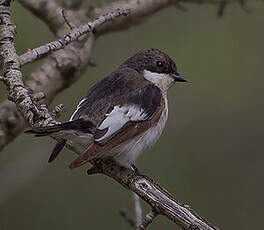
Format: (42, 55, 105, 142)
(0, 1, 264, 230)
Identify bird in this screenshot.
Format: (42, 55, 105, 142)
(26, 49, 187, 170)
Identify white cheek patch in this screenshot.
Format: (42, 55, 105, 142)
(96, 105, 147, 143)
(69, 98, 87, 121)
(143, 70, 174, 91)
(143, 70, 166, 83)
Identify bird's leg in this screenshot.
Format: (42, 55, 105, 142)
(131, 164, 140, 175)
(87, 157, 128, 175)
(87, 158, 103, 175)
(131, 164, 151, 180)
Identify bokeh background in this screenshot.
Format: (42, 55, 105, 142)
(0, 1, 264, 229)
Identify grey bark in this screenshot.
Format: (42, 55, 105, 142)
(87, 158, 219, 230)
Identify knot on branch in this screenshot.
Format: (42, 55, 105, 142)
(56, 54, 81, 85)
(131, 176, 155, 194)
(87, 164, 103, 175)
(32, 92, 46, 102)
(51, 104, 64, 118)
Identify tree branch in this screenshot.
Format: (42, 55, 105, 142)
(0, 1, 57, 127)
(119, 210, 136, 227)
(136, 210, 158, 230)
(133, 192, 143, 227)
(119, 192, 143, 228)
(87, 158, 219, 230)
(19, 9, 129, 66)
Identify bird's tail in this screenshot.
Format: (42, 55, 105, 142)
(25, 119, 95, 137)
(48, 139, 67, 163)
(25, 119, 95, 163)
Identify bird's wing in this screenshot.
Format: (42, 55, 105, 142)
(69, 67, 152, 127)
(69, 84, 164, 169)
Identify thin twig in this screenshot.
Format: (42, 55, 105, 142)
(19, 9, 130, 66)
(136, 210, 158, 230)
(119, 192, 143, 228)
(237, 0, 250, 13)
(51, 104, 64, 118)
(119, 210, 136, 227)
(217, 0, 228, 17)
(132, 192, 143, 226)
(62, 9, 75, 30)
(32, 92, 46, 102)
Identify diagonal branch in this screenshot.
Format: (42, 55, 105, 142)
(87, 158, 220, 230)
(19, 9, 129, 66)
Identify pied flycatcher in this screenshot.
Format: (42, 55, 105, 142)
(27, 49, 187, 169)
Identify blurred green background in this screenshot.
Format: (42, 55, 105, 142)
(0, 1, 264, 230)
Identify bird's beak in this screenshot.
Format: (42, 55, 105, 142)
(171, 73, 188, 82)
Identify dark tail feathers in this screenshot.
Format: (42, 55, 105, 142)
(25, 119, 95, 137)
(48, 139, 67, 163)
(25, 119, 95, 163)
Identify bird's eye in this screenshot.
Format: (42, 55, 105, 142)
(156, 61, 164, 67)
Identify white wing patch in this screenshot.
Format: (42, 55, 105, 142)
(69, 98, 87, 121)
(96, 105, 147, 143)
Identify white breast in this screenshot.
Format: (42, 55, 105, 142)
(111, 96, 169, 167)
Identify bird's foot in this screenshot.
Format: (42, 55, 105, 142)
(131, 164, 140, 175)
(130, 164, 150, 180)
(87, 158, 103, 175)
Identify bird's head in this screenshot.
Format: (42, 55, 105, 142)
(120, 49, 187, 91)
